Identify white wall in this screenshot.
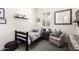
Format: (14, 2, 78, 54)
(35, 8, 79, 34)
(0, 8, 17, 50)
(15, 8, 36, 32)
(0, 8, 36, 50)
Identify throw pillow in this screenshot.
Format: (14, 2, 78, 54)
(32, 29, 39, 32)
(53, 29, 59, 37)
(58, 30, 62, 35)
(50, 31, 54, 36)
(53, 29, 62, 37)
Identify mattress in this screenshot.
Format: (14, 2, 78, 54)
(28, 32, 41, 45)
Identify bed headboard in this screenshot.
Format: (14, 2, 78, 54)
(15, 30, 28, 51)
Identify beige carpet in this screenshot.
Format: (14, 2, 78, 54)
(15, 39, 68, 51)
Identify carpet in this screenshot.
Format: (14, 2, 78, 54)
(15, 39, 69, 51)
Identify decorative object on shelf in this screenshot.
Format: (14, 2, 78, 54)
(14, 14, 28, 19)
(0, 8, 6, 24)
(54, 9, 72, 25)
(72, 10, 79, 26)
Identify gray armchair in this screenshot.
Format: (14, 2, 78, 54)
(49, 33, 65, 47)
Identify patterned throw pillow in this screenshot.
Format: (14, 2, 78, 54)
(53, 29, 59, 37)
(50, 31, 54, 36)
(32, 29, 39, 32)
(59, 30, 62, 35)
(53, 29, 62, 37)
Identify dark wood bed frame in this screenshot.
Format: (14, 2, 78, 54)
(15, 30, 28, 51)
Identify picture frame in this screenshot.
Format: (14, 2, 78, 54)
(0, 8, 5, 19)
(0, 19, 6, 24)
(54, 9, 72, 25)
(0, 8, 6, 24)
(37, 18, 40, 22)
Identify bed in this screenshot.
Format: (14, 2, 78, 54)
(28, 28, 41, 45)
(15, 28, 41, 51)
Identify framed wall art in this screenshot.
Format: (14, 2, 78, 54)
(0, 8, 6, 24)
(0, 8, 5, 19)
(54, 9, 72, 25)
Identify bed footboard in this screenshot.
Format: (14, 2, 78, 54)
(15, 30, 28, 51)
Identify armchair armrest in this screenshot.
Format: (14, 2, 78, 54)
(49, 36, 61, 41)
(59, 33, 65, 38)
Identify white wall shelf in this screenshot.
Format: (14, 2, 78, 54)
(14, 16, 28, 19)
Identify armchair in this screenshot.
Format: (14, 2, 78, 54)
(49, 33, 65, 47)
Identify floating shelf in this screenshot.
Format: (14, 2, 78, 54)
(14, 16, 28, 19)
(14, 13, 28, 19)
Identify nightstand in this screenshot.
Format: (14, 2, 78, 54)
(41, 31, 50, 40)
